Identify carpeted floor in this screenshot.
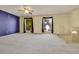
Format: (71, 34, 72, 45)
(0, 33, 79, 54)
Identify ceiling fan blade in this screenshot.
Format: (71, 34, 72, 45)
(29, 12, 32, 14)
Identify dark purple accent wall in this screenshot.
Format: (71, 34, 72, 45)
(0, 10, 19, 36)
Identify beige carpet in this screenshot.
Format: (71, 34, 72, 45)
(0, 33, 79, 54)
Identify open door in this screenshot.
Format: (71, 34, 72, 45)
(24, 18, 33, 33)
(42, 17, 53, 33)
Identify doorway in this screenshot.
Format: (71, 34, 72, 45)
(24, 18, 33, 33)
(42, 17, 53, 33)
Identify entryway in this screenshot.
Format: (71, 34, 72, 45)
(24, 18, 33, 33)
(42, 17, 53, 33)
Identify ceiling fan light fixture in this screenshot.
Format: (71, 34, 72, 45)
(24, 10, 29, 14)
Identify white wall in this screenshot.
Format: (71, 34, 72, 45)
(32, 14, 71, 34)
(71, 9, 79, 28)
(19, 16, 24, 33)
(53, 14, 71, 34)
(19, 9, 79, 34)
(33, 16, 42, 33)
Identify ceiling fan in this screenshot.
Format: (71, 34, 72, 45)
(17, 6, 33, 15)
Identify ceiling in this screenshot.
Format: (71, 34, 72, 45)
(0, 5, 79, 17)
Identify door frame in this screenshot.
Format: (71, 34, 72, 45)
(42, 17, 53, 33)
